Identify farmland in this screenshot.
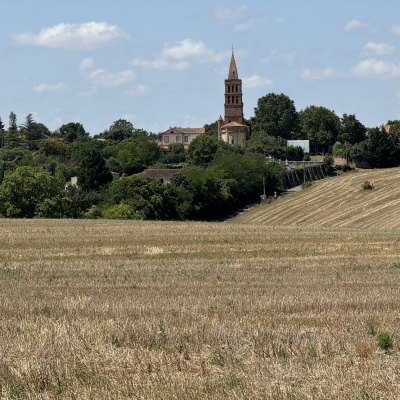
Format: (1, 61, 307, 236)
(231, 167, 400, 229)
(1, 214, 400, 399)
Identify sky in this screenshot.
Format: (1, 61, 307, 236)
(1, 0, 400, 135)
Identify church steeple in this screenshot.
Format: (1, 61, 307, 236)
(224, 49, 244, 125)
(228, 51, 238, 79)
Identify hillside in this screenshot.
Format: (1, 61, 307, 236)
(230, 167, 400, 229)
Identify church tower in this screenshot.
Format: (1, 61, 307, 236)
(224, 51, 244, 125)
(218, 49, 249, 145)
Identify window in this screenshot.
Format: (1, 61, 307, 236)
(176, 136, 181, 142)
(184, 136, 188, 143)
(164, 135, 169, 144)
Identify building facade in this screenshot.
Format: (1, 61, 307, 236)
(218, 51, 249, 145)
(159, 127, 205, 148)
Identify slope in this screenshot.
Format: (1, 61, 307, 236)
(230, 168, 400, 230)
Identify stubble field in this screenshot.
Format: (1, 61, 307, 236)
(1, 219, 400, 399)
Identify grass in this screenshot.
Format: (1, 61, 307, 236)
(0, 218, 400, 398)
(231, 167, 400, 229)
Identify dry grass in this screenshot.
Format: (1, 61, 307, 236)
(231, 167, 400, 229)
(1, 219, 400, 399)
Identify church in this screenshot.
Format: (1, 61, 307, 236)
(159, 50, 249, 147)
(217, 50, 250, 145)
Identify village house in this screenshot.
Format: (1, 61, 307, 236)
(139, 169, 182, 185)
(159, 127, 205, 149)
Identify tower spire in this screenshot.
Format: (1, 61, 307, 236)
(228, 49, 238, 79)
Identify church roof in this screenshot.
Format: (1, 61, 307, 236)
(222, 121, 246, 127)
(228, 52, 238, 80)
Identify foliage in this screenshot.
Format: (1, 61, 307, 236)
(57, 122, 89, 143)
(115, 138, 162, 174)
(286, 145, 304, 161)
(163, 142, 186, 164)
(322, 154, 336, 176)
(250, 93, 299, 139)
(376, 331, 393, 351)
(204, 121, 218, 139)
(361, 181, 374, 190)
(186, 134, 220, 166)
(245, 131, 279, 155)
(102, 203, 141, 219)
(351, 127, 399, 168)
(339, 113, 367, 144)
(0, 166, 64, 218)
(70, 140, 112, 191)
(300, 106, 341, 153)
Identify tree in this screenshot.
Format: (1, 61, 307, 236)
(357, 127, 399, 168)
(115, 138, 162, 174)
(5, 112, 19, 149)
(250, 93, 299, 139)
(163, 142, 186, 164)
(339, 114, 367, 144)
(299, 106, 341, 153)
(0, 166, 63, 218)
(245, 131, 279, 155)
(57, 122, 89, 143)
(186, 135, 220, 166)
(71, 141, 112, 191)
(0, 117, 4, 148)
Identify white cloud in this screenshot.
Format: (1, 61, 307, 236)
(351, 59, 400, 78)
(261, 49, 296, 65)
(133, 39, 227, 70)
(242, 74, 273, 89)
(13, 22, 127, 50)
(34, 82, 66, 93)
(344, 19, 364, 31)
(234, 16, 284, 32)
(79, 58, 139, 95)
(214, 6, 247, 20)
(86, 69, 136, 88)
(362, 42, 395, 56)
(301, 67, 341, 80)
(79, 57, 95, 71)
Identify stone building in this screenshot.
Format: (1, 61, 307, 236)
(218, 51, 250, 145)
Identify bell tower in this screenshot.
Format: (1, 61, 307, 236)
(224, 50, 244, 125)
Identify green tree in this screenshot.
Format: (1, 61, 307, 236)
(245, 131, 279, 155)
(359, 127, 398, 168)
(250, 93, 299, 139)
(0, 117, 4, 148)
(339, 114, 367, 144)
(0, 166, 63, 218)
(299, 106, 341, 153)
(71, 141, 112, 191)
(186, 134, 220, 166)
(115, 138, 161, 174)
(5, 112, 19, 148)
(163, 142, 186, 164)
(57, 122, 89, 143)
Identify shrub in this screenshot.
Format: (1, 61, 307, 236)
(376, 331, 393, 351)
(362, 181, 374, 190)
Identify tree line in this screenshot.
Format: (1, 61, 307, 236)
(0, 93, 398, 219)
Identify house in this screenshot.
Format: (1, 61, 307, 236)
(139, 169, 182, 185)
(217, 51, 250, 146)
(159, 127, 205, 148)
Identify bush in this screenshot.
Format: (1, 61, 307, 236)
(362, 181, 374, 190)
(376, 331, 393, 351)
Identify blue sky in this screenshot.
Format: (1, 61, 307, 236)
(1, 0, 400, 135)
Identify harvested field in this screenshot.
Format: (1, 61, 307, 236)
(231, 167, 400, 229)
(0, 219, 400, 399)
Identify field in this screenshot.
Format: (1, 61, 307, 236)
(232, 167, 400, 229)
(1, 216, 400, 399)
